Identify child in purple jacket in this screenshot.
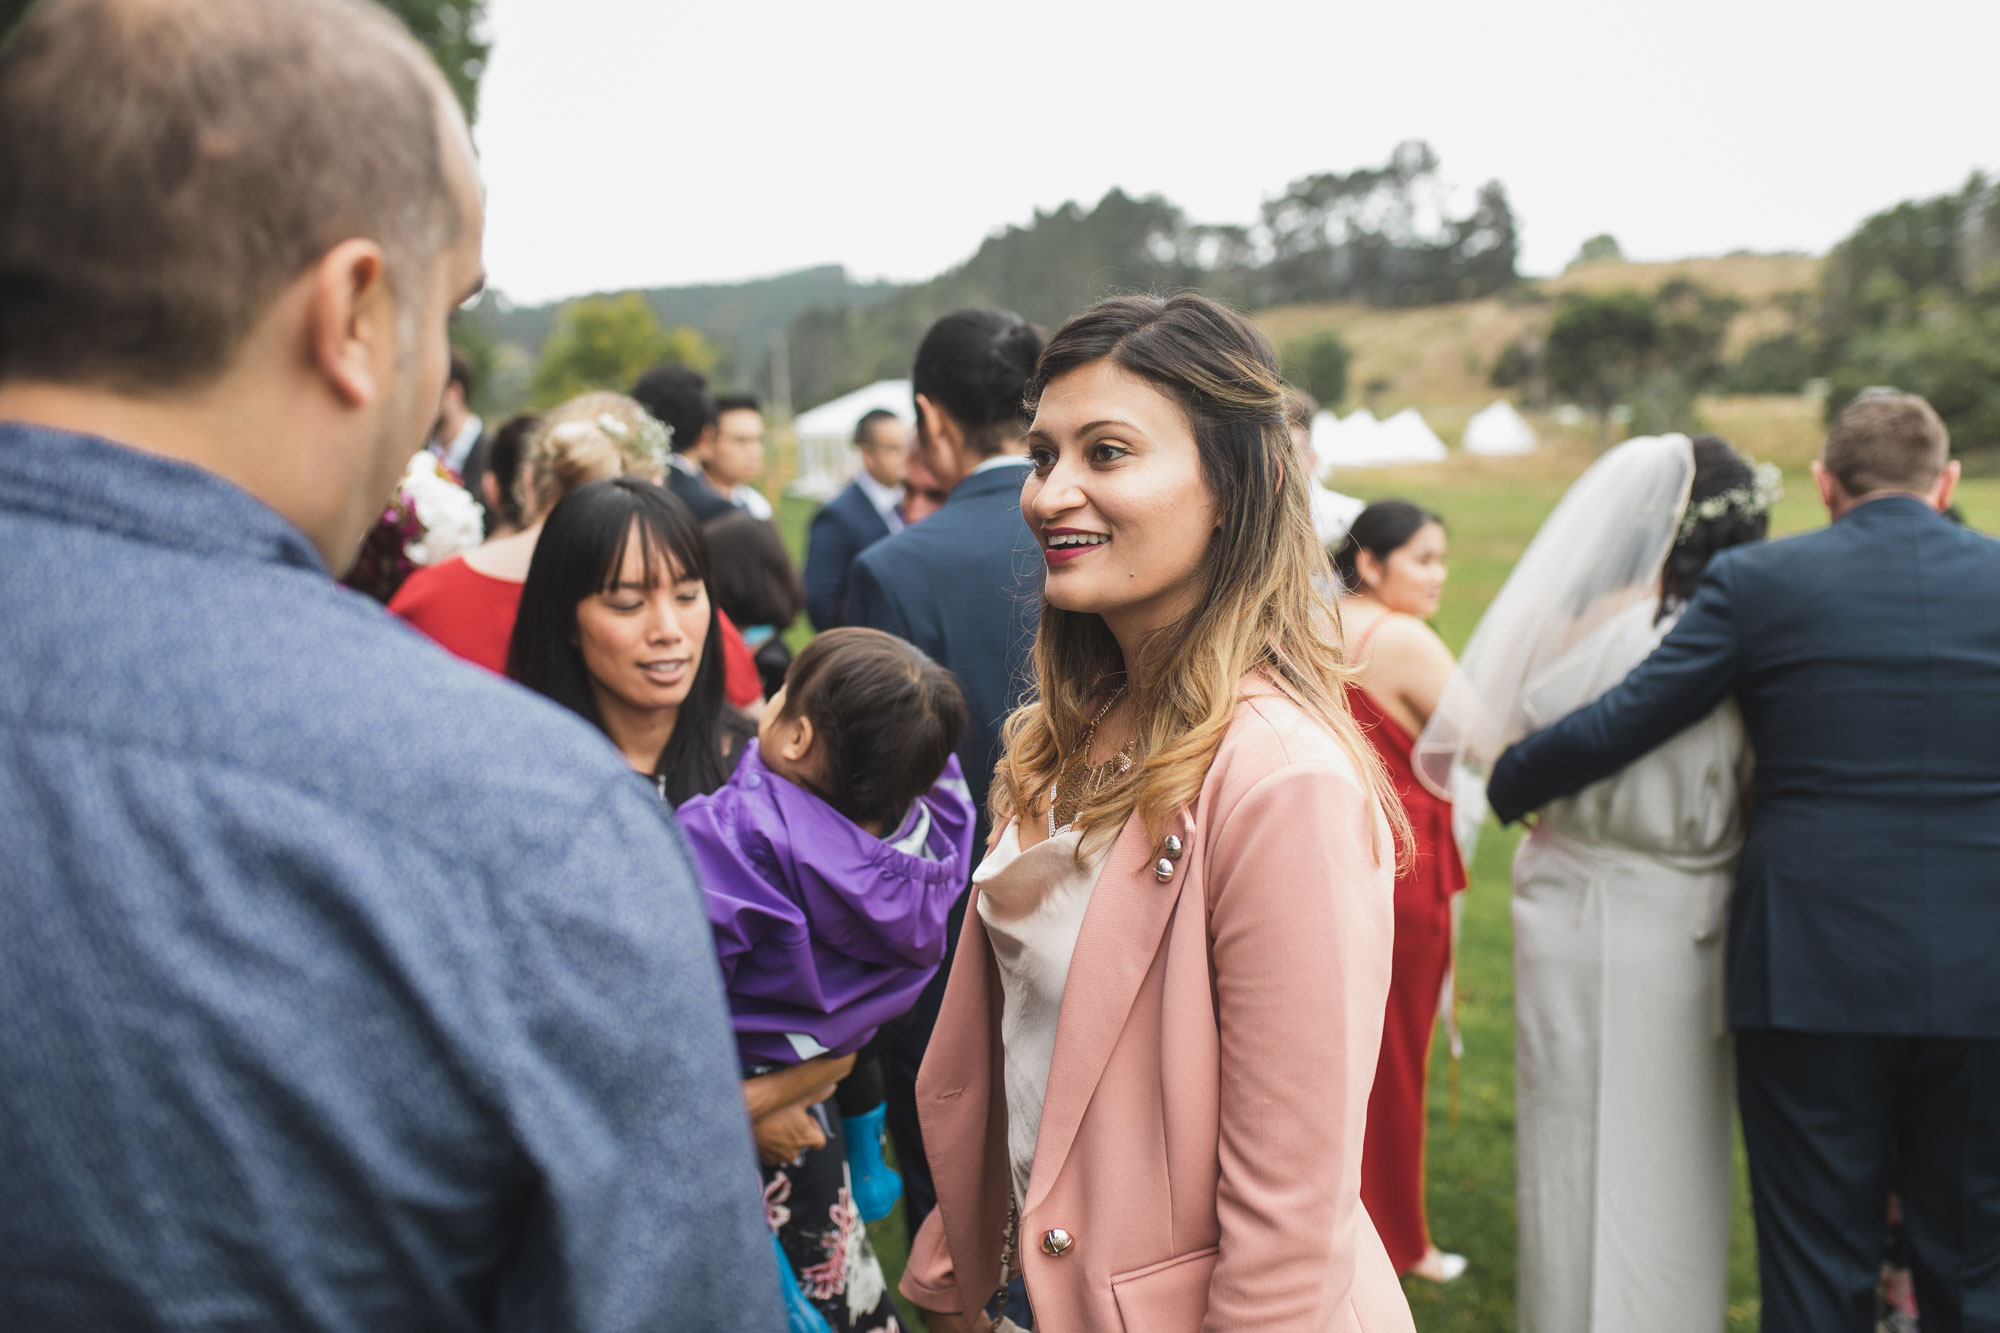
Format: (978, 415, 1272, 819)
(680, 627, 974, 1068)
(677, 627, 973, 1309)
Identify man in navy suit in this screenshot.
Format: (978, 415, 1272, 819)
(629, 363, 733, 523)
(803, 408, 910, 630)
(846, 308, 1045, 1229)
(1487, 394, 2000, 1333)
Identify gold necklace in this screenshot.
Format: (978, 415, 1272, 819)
(1049, 685, 1133, 836)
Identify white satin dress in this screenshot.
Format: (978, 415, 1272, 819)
(1511, 601, 1750, 1333)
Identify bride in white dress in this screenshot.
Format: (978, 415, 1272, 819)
(1415, 433, 1777, 1333)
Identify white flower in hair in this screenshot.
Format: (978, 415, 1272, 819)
(1677, 461, 1784, 541)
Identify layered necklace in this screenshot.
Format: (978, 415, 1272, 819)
(1048, 683, 1135, 837)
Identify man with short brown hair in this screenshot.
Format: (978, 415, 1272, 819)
(1489, 391, 2000, 1332)
(0, 2, 782, 1328)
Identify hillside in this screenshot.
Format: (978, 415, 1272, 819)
(470, 264, 900, 386)
(1255, 253, 1824, 457)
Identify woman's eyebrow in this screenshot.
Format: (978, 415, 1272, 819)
(1028, 418, 1146, 443)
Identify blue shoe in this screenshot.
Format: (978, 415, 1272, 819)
(773, 1234, 834, 1333)
(842, 1103, 902, 1224)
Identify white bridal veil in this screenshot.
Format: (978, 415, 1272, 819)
(1413, 434, 1697, 852)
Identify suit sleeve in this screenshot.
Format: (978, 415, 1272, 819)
(898, 1210, 961, 1312)
(1487, 558, 1743, 823)
(845, 550, 912, 643)
(490, 775, 784, 1331)
(1202, 761, 1394, 1330)
(802, 505, 852, 633)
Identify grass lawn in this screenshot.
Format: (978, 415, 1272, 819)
(770, 444, 2000, 1332)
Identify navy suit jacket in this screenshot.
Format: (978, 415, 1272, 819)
(665, 463, 734, 523)
(847, 461, 1042, 848)
(1488, 497, 2000, 1037)
(803, 479, 894, 631)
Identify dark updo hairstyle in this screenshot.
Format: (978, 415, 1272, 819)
(508, 476, 749, 802)
(482, 411, 540, 531)
(1659, 434, 1767, 619)
(779, 628, 968, 831)
(912, 308, 1045, 457)
(1332, 500, 1444, 595)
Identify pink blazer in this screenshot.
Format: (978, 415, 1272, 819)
(901, 689, 1416, 1331)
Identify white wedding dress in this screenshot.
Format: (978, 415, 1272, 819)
(1510, 599, 1749, 1333)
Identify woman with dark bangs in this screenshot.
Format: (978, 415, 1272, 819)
(509, 477, 892, 1327)
(508, 475, 750, 801)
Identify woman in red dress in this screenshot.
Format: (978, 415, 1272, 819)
(1335, 500, 1469, 1284)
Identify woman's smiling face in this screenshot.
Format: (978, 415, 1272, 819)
(1022, 359, 1219, 640)
(572, 520, 710, 716)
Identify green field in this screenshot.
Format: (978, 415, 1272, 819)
(772, 453, 2000, 1332)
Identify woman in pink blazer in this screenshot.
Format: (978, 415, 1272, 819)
(903, 293, 1418, 1332)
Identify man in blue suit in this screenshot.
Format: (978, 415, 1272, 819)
(1487, 393, 2000, 1333)
(846, 308, 1045, 1230)
(803, 408, 910, 630)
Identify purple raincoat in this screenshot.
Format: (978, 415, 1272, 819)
(677, 739, 974, 1069)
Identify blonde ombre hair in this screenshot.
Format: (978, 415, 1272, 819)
(517, 391, 672, 523)
(992, 293, 1406, 859)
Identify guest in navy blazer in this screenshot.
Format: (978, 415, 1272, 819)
(847, 308, 1045, 1230)
(630, 363, 733, 523)
(1487, 393, 2000, 1333)
(803, 408, 910, 630)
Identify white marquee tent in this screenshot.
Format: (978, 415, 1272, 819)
(1312, 406, 1449, 470)
(789, 379, 913, 500)
(1462, 400, 1539, 456)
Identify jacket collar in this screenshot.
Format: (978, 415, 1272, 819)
(1837, 492, 1938, 524)
(944, 457, 1031, 508)
(1023, 808, 1195, 1213)
(0, 422, 325, 574)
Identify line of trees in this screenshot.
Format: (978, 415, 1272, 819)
(782, 141, 1517, 408)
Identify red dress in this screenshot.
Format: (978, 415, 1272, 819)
(1348, 675, 1467, 1274)
(390, 555, 765, 707)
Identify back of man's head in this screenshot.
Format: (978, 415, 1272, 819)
(629, 364, 714, 456)
(1823, 392, 1950, 499)
(0, 0, 460, 393)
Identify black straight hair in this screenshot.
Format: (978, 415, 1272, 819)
(912, 308, 1044, 457)
(1332, 499, 1444, 593)
(780, 627, 967, 830)
(508, 476, 747, 802)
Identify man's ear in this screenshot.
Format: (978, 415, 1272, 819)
(689, 422, 717, 465)
(1934, 459, 1962, 512)
(1811, 460, 1840, 515)
(304, 239, 392, 409)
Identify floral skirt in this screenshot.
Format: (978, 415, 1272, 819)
(764, 1102, 900, 1333)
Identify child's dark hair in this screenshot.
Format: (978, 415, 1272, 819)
(782, 627, 967, 831)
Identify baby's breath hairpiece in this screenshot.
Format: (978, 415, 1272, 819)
(1677, 460, 1783, 541)
(549, 411, 673, 471)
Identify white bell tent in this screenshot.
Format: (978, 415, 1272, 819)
(1314, 405, 1448, 469)
(1462, 400, 1539, 456)
(788, 379, 913, 500)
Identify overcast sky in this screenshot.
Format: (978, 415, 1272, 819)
(475, 0, 1996, 306)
